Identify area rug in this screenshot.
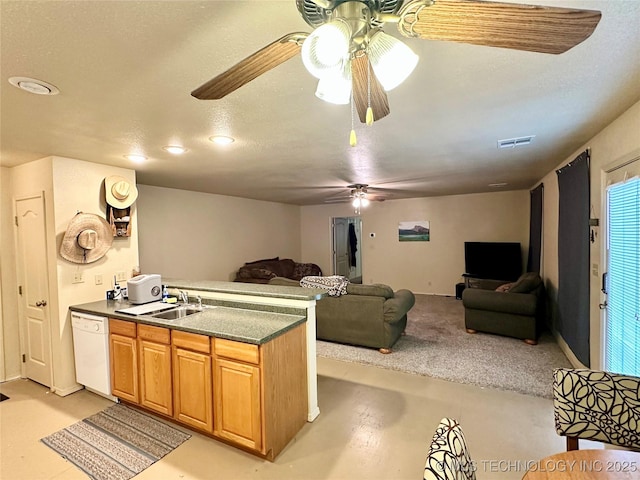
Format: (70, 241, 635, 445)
(316, 294, 572, 398)
(41, 403, 190, 480)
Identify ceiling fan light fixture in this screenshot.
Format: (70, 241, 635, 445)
(302, 20, 352, 79)
(315, 60, 352, 105)
(368, 30, 418, 91)
(360, 197, 370, 207)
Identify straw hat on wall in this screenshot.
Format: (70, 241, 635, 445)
(105, 175, 138, 208)
(60, 212, 113, 264)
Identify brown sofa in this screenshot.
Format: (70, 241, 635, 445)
(269, 277, 416, 353)
(234, 257, 322, 284)
(461, 272, 546, 344)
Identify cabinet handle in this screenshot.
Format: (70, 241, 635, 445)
(35, 300, 47, 307)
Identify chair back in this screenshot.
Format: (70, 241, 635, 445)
(424, 417, 476, 480)
(553, 368, 640, 451)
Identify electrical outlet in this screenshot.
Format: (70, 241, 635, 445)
(115, 271, 127, 282)
(73, 272, 84, 284)
(95, 274, 103, 285)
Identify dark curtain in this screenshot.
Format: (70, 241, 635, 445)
(557, 150, 590, 366)
(527, 184, 544, 273)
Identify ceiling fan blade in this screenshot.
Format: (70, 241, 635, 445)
(191, 32, 308, 100)
(397, 0, 601, 54)
(351, 54, 390, 123)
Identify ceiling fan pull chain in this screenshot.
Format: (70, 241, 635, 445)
(366, 58, 374, 126)
(350, 93, 357, 147)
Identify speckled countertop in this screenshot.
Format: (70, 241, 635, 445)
(164, 278, 327, 301)
(70, 300, 305, 345)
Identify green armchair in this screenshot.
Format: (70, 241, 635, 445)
(461, 272, 546, 345)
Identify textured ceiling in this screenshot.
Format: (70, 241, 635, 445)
(1, 0, 639, 205)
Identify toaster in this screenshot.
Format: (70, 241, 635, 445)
(127, 274, 162, 304)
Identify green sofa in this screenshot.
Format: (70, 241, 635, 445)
(461, 272, 546, 344)
(269, 277, 416, 353)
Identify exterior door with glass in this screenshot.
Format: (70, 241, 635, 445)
(603, 157, 640, 376)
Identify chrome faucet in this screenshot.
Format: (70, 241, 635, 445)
(195, 295, 202, 310)
(178, 290, 189, 304)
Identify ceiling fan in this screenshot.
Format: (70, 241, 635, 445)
(324, 183, 388, 213)
(192, 0, 601, 124)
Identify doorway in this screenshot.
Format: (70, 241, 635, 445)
(331, 217, 362, 283)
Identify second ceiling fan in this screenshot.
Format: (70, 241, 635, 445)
(192, 0, 601, 124)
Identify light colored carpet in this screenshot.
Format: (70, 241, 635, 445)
(316, 294, 572, 398)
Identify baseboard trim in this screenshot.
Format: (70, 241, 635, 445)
(553, 330, 588, 369)
(53, 383, 83, 397)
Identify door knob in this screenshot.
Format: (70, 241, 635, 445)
(35, 300, 47, 307)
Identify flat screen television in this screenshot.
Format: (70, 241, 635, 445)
(464, 242, 522, 281)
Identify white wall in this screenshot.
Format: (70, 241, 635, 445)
(51, 157, 140, 392)
(136, 185, 302, 281)
(537, 99, 640, 368)
(6, 156, 139, 394)
(302, 190, 530, 294)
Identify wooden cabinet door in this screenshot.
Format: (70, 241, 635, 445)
(172, 346, 213, 432)
(110, 333, 138, 403)
(213, 358, 262, 451)
(139, 339, 172, 416)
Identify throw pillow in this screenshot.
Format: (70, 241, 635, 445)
(249, 268, 277, 280)
(509, 272, 542, 293)
(495, 282, 514, 293)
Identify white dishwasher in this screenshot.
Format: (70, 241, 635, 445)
(71, 312, 116, 401)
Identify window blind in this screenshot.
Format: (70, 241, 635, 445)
(606, 176, 640, 376)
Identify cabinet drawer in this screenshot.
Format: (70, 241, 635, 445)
(138, 324, 170, 344)
(213, 338, 259, 365)
(110, 318, 136, 337)
(172, 330, 210, 354)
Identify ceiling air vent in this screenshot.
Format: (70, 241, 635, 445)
(497, 135, 536, 149)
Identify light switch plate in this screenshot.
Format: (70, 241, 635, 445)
(95, 274, 103, 285)
(115, 271, 126, 282)
(73, 272, 84, 283)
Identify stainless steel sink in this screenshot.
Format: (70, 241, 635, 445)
(151, 306, 202, 320)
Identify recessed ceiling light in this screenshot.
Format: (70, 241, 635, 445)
(8, 76, 60, 95)
(488, 183, 508, 187)
(209, 135, 235, 145)
(124, 154, 147, 163)
(163, 145, 187, 155)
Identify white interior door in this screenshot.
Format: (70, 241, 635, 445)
(603, 157, 640, 376)
(15, 193, 52, 387)
(332, 218, 349, 277)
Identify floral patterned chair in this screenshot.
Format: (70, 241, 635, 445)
(553, 368, 640, 451)
(423, 418, 476, 480)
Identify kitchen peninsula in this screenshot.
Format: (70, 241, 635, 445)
(71, 280, 326, 460)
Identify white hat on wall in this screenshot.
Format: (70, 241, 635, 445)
(105, 175, 138, 208)
(60, 212, 113, 264)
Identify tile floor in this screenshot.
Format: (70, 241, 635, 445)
(0, 357, 602, 480)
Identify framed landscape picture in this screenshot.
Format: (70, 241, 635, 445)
(399, 221, 430, 242)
